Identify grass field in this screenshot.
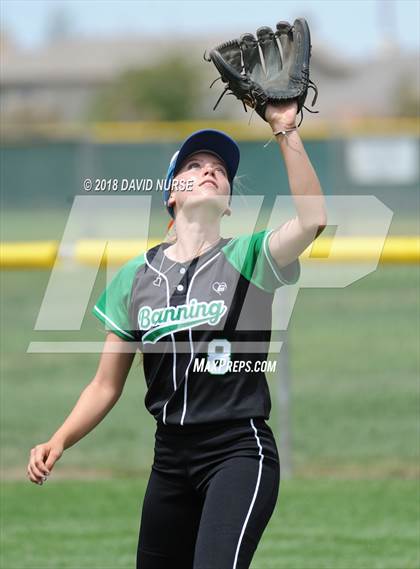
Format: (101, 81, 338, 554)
(1, 265, 418, 476)
(1, 210, 419, 568)
(2, 479, 419, 569)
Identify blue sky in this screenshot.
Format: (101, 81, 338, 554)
(2, 0, 419, 59)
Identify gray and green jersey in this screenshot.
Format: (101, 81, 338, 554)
(92, 229, 300, 426)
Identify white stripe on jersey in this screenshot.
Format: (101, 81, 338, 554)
(181, 251, 221, 426)
(263, 228, 290, 285)
(144, 250, 177, 425)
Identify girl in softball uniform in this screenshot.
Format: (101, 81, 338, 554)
(27, 100, 326, 569)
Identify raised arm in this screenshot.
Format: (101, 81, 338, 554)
(265, 101, 328, 269)
(26, 333, 135, 485)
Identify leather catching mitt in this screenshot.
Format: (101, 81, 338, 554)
(207, 18, 318, 123)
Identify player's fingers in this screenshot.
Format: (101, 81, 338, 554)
(28, 459, 45, 480)
(27, 466, 38, 484)
(28, 448, 44, 479)
(27, 464, 47, 485)
(30, 446, 50, 477)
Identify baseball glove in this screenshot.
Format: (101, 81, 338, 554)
(206, 18, 318, 123)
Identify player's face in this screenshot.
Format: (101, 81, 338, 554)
(170, 152, 231, 218)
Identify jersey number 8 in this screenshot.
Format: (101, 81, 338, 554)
(207, 339, 231, 376)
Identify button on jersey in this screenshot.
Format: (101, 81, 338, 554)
(92, 229, 300, 426)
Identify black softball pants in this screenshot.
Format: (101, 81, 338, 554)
(136, 418, 280, 569)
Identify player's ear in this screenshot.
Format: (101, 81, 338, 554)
(223, 207, 232, 217)
(168, 191, 176, 208)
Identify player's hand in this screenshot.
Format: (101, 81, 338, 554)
(265, 100, 298, 131)
(27, 440, 64, 485)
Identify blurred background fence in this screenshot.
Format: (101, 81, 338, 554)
(2, 120, 419, 238)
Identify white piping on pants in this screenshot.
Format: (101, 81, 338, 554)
(232, 418, 264, 569)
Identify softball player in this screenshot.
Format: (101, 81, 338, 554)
(27, 100, 326, 569)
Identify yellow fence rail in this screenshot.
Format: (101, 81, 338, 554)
(1, 237, 419, 269)
(2, 118, 419, 143)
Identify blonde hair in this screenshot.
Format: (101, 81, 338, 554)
(163, 219, 177, 244)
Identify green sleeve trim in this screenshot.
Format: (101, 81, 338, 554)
(221, 231, 265, 283)
(222, 230, 300, 293)
(92, 252, 145, 341)
(92, 305, 135, 340)
(262, 229, 301, 286)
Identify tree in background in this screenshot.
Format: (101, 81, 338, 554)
(393, 74, 420, 117)
(90, 57, 203, 121)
